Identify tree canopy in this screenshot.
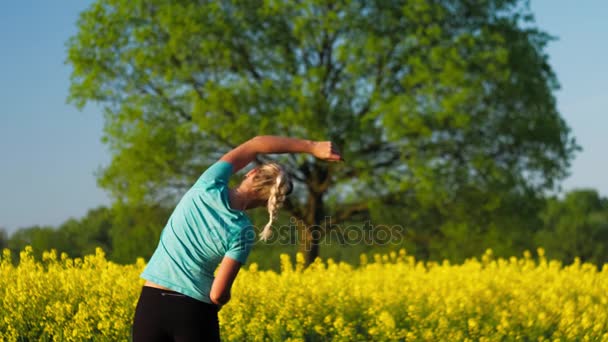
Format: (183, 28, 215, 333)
(67, 0, 577, 263)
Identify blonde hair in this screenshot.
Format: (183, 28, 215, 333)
(249, 162, 293, 241)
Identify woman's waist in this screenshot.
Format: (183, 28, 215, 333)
(144, 280, 175, 291)
(142, 280, 214, 303)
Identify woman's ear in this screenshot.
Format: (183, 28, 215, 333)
(245, 168, 257, 178)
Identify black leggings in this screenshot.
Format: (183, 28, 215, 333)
(132, 286, 220, 342)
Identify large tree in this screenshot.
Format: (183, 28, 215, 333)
(67, 0, 577, 263)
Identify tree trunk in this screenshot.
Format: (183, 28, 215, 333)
(298, 191, 325, 265)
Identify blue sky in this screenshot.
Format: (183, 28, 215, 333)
(0, 1, 607, 234)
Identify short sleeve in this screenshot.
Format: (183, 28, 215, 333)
(225, 227, 255, 264)
(194, 160, 233, 187)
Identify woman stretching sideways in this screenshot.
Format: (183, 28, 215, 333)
(132, 135, 343, 341)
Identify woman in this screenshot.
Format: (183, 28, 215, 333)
(132, 135, 343, 341)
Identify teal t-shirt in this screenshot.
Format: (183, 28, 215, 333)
(141, 160, 255, 303)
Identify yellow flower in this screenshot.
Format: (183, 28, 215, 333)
(1, 246, 607, 341)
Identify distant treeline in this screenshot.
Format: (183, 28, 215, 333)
(1, 189, 607, 270)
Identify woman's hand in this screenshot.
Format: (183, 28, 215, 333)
(311, 141, 344, 162)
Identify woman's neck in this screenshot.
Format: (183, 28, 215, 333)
(228, 187, 250, 211)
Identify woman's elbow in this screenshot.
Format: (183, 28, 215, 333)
(210, 291, 231, 306)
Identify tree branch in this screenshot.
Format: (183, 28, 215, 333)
(334, 202, 370, 222)
(283, 197, 305, 223)
(144, 81, 192, 122)
(233, 42, 262, 82)
(169, 55, 207, 100)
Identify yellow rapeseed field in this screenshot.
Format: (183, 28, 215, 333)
(1, 246, 607, 341)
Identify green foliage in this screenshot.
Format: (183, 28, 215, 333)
(4, 189, 608, 268)
(59, 207, 113, 257)
(7, 225, 68, 261)
(5, 208, 114, 261)
(66, 0, 578, 262)
(4, 205, 170, 264)
(108, 202, 171, 263)
(535, 189, 608, 264)
(0, 228, 8, 250)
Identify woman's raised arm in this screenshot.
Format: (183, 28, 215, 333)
(220, 135, 343, 173)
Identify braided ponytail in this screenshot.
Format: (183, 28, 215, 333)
(245, 162, 292, 241)
(260, 173, 287, 241)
